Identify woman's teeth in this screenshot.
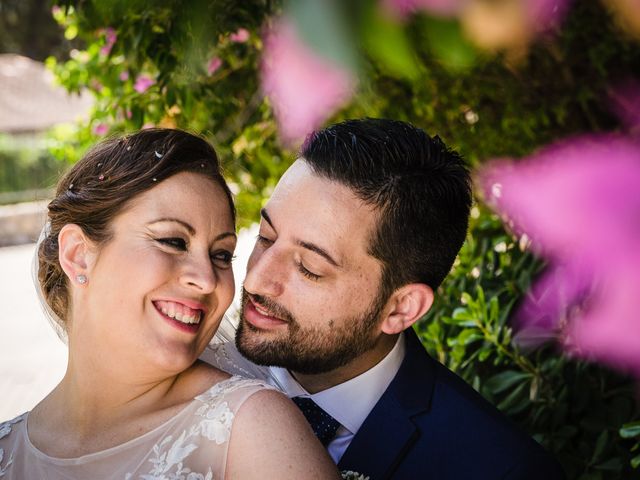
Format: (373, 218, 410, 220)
(156, 300, 202, 324)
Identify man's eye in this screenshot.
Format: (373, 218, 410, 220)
(211, 250, 235, 269)
(157, 238, 187, 250)
(256, 234, 274, 246)
(296, 261, 321, 281)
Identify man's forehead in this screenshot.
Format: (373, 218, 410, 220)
(265, 159, 379, 263)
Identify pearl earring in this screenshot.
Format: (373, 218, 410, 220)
(76, 274, 87, 285)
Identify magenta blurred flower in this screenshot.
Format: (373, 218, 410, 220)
(480, 135, 640, 374)
(207, 57, 222, 76)
(230, 28, 250, 43)
(119, 70, 130, 81)
(93, 123, 109, 136)
(527, 0, 572, 32)
(134, 74, 155, 93)
(100, 27, 117, 57)
(261, 18, 356, 144)
(382, 0, 463, 18)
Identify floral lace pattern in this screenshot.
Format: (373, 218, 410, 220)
(0, 414, 26, 478)
(130, 376, 270, 480)
(0, 377, 270, 480)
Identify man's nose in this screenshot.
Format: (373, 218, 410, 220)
(243, 244, 285, 298)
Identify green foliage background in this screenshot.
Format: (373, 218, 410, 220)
(49, 0, 640, 478)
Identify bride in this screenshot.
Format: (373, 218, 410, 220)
(0, 129, 339, 479)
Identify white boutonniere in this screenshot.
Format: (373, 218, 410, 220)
(341, 470, 370, 480)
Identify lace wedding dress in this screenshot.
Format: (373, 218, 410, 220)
(0, 376, 272, 479)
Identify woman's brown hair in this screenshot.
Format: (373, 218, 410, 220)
(38, 128, 234, 331)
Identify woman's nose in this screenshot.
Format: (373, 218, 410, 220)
(179, 254, 217, 294)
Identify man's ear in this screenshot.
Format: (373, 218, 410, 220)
(380, 283, 434, 335)
(58, 224, 94, 284)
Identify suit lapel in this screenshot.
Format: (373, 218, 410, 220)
(338, 396, 419, 478)
(338, 329, 437, 478)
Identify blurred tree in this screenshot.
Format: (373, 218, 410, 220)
(0, 0, 77, 60)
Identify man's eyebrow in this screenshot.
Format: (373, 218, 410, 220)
(260, 208, 274, 229)
(261, 208, 341, 267)
(297, 240, 341, 268)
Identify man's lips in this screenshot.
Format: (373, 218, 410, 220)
(244, 298, 288, 330)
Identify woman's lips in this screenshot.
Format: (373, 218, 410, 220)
(244, 299, 288, 330)
(153, 301, 201, 334)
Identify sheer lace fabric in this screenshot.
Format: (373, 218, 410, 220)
(0, 376, 272, 479)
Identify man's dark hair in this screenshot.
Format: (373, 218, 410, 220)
(301, 118, 472, 297)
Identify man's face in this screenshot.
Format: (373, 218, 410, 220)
(237, 159, 389, 374)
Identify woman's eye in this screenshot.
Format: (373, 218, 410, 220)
(296, 261, 321, 281)
(157, 238, 187, 250)
(211, 251, 235, 268)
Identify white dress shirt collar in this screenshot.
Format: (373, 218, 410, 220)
(270, 332, 406, 435)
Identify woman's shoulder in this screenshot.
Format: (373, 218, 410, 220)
(0, 413, 28, 475)
(0, 413, 27, 443)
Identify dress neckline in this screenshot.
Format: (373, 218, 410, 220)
(22, 374, 241, 465)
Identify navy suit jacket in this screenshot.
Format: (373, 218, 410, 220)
(337, 329, 565, 479)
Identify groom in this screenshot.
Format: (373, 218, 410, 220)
(229, 119, 563, 479)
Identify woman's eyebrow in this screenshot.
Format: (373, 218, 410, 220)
(147, 218, 195, 235)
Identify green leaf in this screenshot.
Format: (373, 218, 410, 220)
(287, 0, 358, 72)
(620, 421, 640, 439)
(484, 370, 532, 394)
(496, 380, 527, 412)
(360, 3, 419, 80)
(594, 457, 622, 471)
(64, 24, 78, 40)
(421, 16, 476, 71)
(592, 430, 608, 462)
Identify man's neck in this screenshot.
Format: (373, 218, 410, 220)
(291, 333, 398, 393)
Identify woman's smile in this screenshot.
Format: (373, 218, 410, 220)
(153, 299, 206, 334)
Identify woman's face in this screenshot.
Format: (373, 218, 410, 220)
(72, 172, 236, 378)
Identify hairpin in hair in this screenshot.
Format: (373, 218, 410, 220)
(98, 174, 105, 181)
(154, 150, 164, 159)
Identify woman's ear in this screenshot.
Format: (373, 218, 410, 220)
(380, 283, 434, 335)
(58, 224, 94, 286)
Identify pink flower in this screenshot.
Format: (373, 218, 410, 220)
(142, 122, 155, 130)
(479, 135, 640, 374)
(527, 0, 572, 33)
(230, 28, 250, 43)
(119, 70, 130, 81)
(134, 74, 155, 93)
(207, 57, 222, 76)
(382, 0, 464, 19)
(100, 27, 117, 57)
(93, 123, 109, 136)
(260, 18, 356, 144)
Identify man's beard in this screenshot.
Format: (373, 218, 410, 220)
(236, 288, 387, 375)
